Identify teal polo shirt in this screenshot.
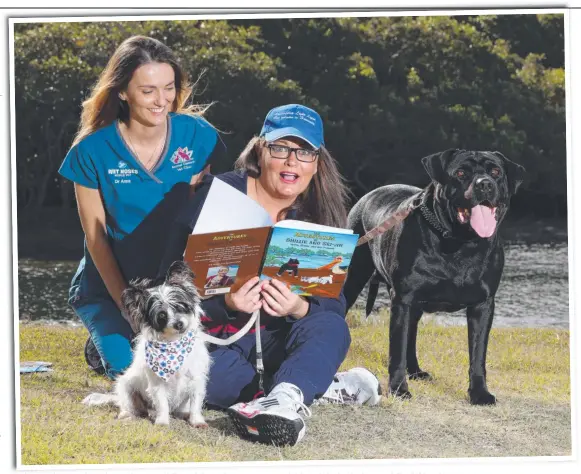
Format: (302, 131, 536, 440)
(59, 112, 223, 301)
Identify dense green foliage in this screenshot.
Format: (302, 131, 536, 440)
(14, 15, 565, 217)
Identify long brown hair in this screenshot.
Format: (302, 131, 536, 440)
(71, 35, 209, 147)
(235, 137, 351, 228)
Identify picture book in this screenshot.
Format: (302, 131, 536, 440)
(183, 178, 359, 299)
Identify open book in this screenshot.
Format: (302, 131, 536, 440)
(183, 178, 359, 298)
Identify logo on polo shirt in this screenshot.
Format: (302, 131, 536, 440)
(170, 146, 195, 171)
(108, 160, 138, 184)
(171, 147, 193, 164)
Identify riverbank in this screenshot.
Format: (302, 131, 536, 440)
(18, 238, 570, 328)
(18, 312, 570, 465)
(17, 207, 568, 261)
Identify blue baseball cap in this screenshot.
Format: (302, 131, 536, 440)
(259, 104, 325, 150)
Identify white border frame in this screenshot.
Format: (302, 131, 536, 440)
(4, 5, 578, 474)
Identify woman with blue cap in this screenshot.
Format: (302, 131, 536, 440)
(160, 104, 381, 446)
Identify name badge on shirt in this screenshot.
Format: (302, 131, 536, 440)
(108, 160, 138, 184)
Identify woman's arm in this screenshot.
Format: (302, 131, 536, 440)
(75, 183, 131, 322)
(158, 220, 191, 278)
(157, 174, 215, 278)
(189, 164, 211, 196)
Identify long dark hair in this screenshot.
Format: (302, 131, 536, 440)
(72, 35, 209, 147)
(234, 137, 351, 228)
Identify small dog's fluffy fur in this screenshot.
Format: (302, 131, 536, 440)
(82, 261, 211, 427)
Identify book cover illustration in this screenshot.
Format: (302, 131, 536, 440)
(259, 226, 359, 297)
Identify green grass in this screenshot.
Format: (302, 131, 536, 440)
(19, 311, 572, 465)
(346, 310, 571, 404)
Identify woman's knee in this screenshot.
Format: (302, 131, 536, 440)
(73, 299, 134, 377)
(105, 364, 128, 380)
(93, 332, 133, 379)
(102, 344, 133, 380)
(291, 311, 351, 350)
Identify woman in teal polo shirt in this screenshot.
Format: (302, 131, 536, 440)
(59, 35, 222, 379)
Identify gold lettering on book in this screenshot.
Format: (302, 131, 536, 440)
(294, 231, 335, 240)
(212, 234, 247, 241)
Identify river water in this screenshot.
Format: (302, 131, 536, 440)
(17, 243, 569, 329)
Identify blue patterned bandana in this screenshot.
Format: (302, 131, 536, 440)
(145, 331, 195, 380)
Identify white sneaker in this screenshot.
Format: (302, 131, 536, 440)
(227, 382, 311, 446)
(314, 367, 382, 406)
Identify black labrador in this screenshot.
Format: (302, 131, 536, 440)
(344, 149, 525, 405)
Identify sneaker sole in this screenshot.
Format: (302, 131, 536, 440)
(84, 338, 106, 375)
(227, 408, 304, 447)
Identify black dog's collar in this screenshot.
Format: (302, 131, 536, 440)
(356, 186, 453, 246)
(419, 202, 453, 239)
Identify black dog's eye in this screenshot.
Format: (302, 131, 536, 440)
(157, 311, 168, 323)
(455, 169, 466, 179)
(491, 168, 501, 178)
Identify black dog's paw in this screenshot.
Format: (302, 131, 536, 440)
(408, 370, 433, 381)
(469, 388, 497, 405)
(389, 383, 412, 400)
(391, 388, 412, 400)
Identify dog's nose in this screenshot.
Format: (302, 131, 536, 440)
(475, 177, 494, 195)
(174, 320, 184, 332)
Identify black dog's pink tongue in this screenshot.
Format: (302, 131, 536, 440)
(470, 205, 496, 238)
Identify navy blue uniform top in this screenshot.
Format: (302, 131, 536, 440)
(159, 170, 347, 336)
(59, 113, 224, 302)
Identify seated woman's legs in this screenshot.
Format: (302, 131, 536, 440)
(226, 311, 351, 447)
(205, 339, 261, 409)
(214, 312, 351, 406)
(72, 298, 134, 379)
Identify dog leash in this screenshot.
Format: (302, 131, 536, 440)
(199, 309, 264, 392)
(254, 309, 264, 393)
(199, 309, 259, 346)
(356, 191, 425, 246)
(355, 186, 457, 246)
(356, 207, 412, 247)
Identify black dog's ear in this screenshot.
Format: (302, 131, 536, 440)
(492, 151, 526, 194)
(421, 149, 459, 185)
(166, 260, 196, 286)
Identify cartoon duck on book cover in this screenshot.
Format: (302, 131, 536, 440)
(259, 227, 359, 297)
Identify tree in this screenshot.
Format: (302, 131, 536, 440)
(14, 15, 565, 219)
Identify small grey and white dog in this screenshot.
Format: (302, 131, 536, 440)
(82, 261, 211, 427)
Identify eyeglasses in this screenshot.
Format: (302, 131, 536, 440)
(266, 144, 319, 163)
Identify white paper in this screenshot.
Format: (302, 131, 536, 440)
(273, 219, 353, 234)
(192, 178, 274, 234)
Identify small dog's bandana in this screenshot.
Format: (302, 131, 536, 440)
(145, 331, 195, 380)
